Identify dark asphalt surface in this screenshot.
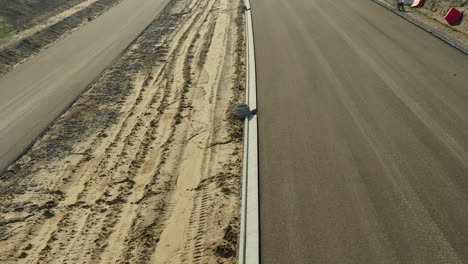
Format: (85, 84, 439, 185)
(251, 0, 468, 263)
(0, 0, 168, 172)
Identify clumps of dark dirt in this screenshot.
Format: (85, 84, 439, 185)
(215, 244, 236, 259)
(23, 244, 33, 251)
(221, 187, 232, 195)
(0, 0, 122, 75)
(39, 200, 58, 210)
(18, 252, 28, 259)
(214, 219, 239, 260)
(226, 1, 246, 143)
(194, 171, 239, 191)
(227, 107, 244, 142)
(223, 223, 238, 246)
(42, 210, 55, 219)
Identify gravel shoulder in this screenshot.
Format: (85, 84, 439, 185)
(0, 0, 245, 262)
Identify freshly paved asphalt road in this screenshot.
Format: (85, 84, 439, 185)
(251, 0, 468, 263)
(0, 0, 169, 172)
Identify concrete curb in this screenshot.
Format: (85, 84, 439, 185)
(370, 0, 468, 55)
(238, 0, 260, 263)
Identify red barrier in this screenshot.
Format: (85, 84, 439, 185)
(445, 8, 462, 25)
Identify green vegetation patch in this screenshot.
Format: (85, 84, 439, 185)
(0, 24, 15, 40)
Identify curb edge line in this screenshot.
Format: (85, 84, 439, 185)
(238, 0, 259, 262)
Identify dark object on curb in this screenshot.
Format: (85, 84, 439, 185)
(236, 104, 256, 119)
(445, 8, 463, 25)
(241, 5, 251, 12)
(397, 1, 405, 11)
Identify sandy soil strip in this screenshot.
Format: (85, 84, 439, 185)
(0, 0, 245, 263)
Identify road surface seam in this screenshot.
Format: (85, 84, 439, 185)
(370, 0, 468, 54)
(238, 0, 260, 263)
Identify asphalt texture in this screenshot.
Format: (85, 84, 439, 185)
(250, 0, 468, 263)
(0, 0, 169, 172)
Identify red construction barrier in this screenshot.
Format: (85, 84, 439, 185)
(411, 0, 424, 8)
(445, 8, 463, 25)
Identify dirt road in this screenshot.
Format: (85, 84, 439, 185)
(0, 0, 244, 262)
(251, 0, 468, 263)
(0, 0, 169, 172)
